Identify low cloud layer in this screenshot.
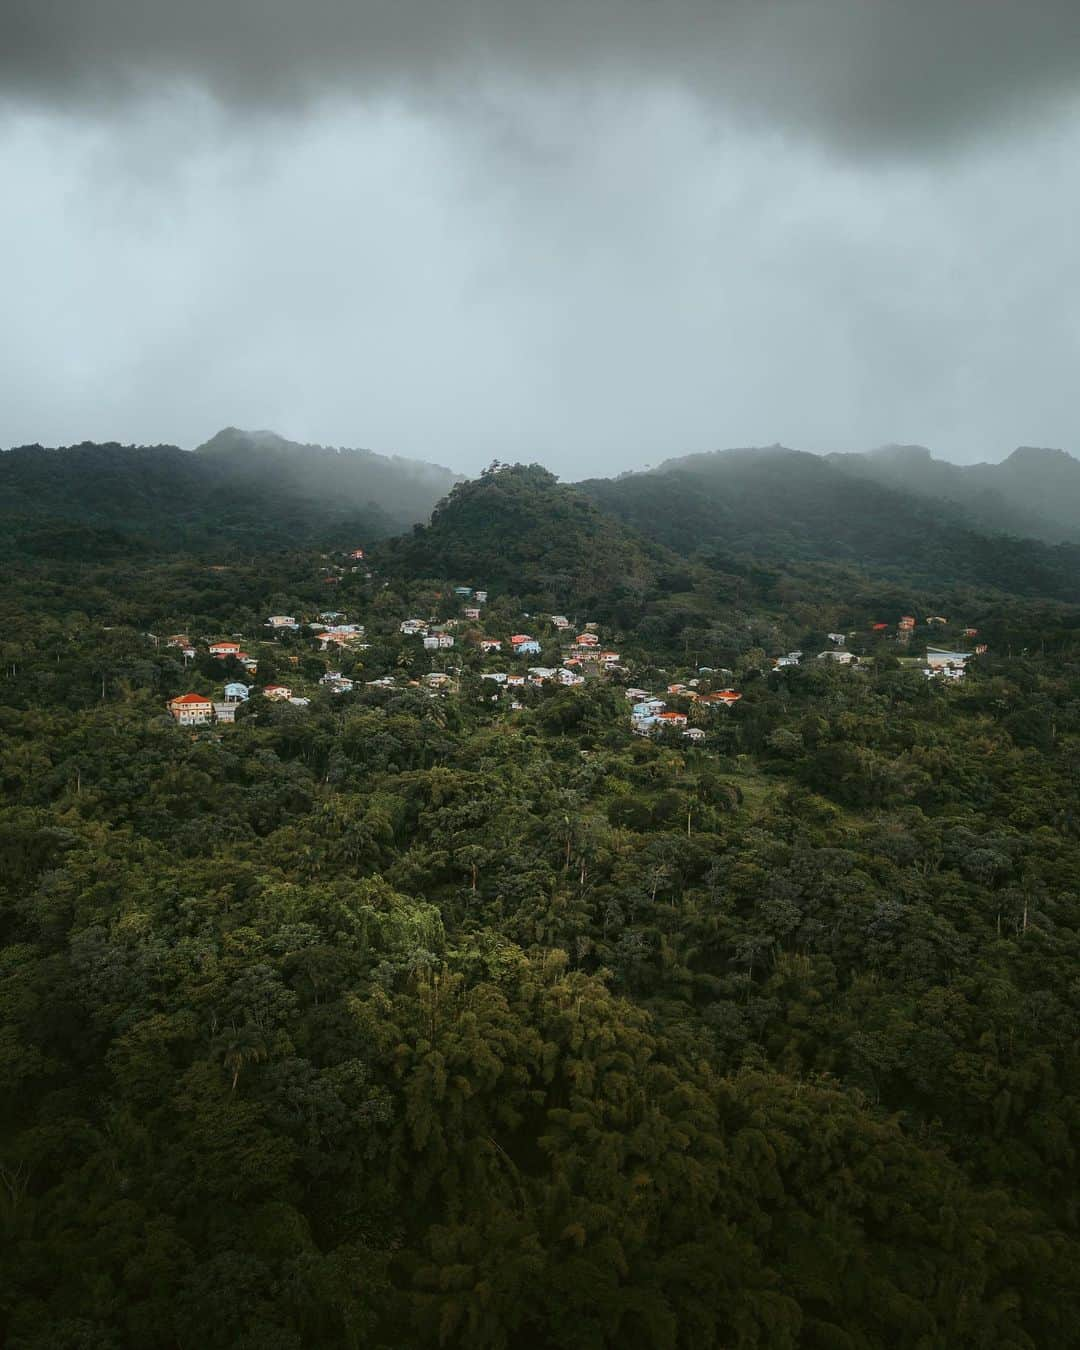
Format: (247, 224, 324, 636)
(4, 0, 1080, 156)
(2, 3, 1080, 473)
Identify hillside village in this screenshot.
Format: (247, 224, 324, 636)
(161, 547, 987, 735)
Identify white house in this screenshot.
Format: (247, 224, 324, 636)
(266, 615, 300, 631)
(213, 702, 237, 723)
(400, 619, 429, 635)
(817, 650, 857, 664)
(926, 648, 970, 678)
(558, 668, 585, 686)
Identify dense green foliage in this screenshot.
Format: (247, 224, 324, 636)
(377, 464, 673, 617)
(4, 457, 1080, 1347)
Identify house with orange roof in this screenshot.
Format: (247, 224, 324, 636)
(167, 693, 214, 725)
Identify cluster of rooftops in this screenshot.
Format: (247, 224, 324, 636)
(163, 581, 986, 731)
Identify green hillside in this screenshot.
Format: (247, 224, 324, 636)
(579, 446, 1080, 601)
(0, 432, 461, 559)
(377, 461, 677, 612)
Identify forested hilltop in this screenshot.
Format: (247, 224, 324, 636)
(579, 446, 1080, 599)
(0, 431, 460, 559)
(4, 461, 1080, 1348)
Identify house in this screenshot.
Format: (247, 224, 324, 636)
(167, 693, 214, 725)
(512, 636, 541, 655)
(575, 633, 599, 647)
(166, 634, 190, 648)
(319, 611, 346, 622)
(262, 684, 293, 701)
(289, 697, 311, 707)
(318, 625, 366, 649)
(366, 676, 396, 688)
(424, 672, 452, 688)
(213, 702, 236, 723)
(827, 632, 846, 645)
(475, 591, 488, 603)
(424, 634, 454, 650)
(871, 623, 889, 632)
(506, 674, 526, 687)
(528, 667, 557, 682)
(400, 619, 429, 635)
(704, 690, 742, 706)
(633, 699, 666, 718)
(817, 650, 857, 664)
(625, 687, 651, 701)
(223, 682, 249, 702)
(453, 586, 473, 598)
(656, 711, 688, 727)
(239, 657, 258, 672)
(974, 643, 988, 655)
(682, 727, 707, 742)
(550, 615, 570, 629)
(180, 646, 196, 661)
(266, 615, 299, 631)
(209, 641, 242, 657)
(558, 668, 585, 686)
(927, 616, 948, 626)
(480, 639, 502, 653)
(481, 672, 507, 684)
(964, 628, 979, 637)
(668, 683, 687, 694)
(348, 548, 365, 560)
(599, 651, 620, 664)
(774, 657, 799, 669)
(926, 648, 970, 678)
(898, 616, 916, 630)
(464, 607, 482, 620)
(321, 672, 354, 693)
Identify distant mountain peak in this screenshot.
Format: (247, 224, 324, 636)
(1002, 445, 1077, 466)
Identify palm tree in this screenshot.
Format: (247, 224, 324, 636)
(212, 1025, 268, 1092)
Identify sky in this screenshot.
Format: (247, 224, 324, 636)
(2, 1, 1080, 479)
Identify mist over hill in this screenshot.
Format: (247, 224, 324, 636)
(195, 427, 462, 526)
(0, 431, 462, 557)
(826, 442, 1080, 542)
(577, 445, 1080, 602)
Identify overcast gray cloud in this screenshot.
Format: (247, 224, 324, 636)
(2, 2, 1079, 476)
(4, 0, 1080, 157)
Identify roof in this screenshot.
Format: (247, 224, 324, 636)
(170, 692, 212, 705)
